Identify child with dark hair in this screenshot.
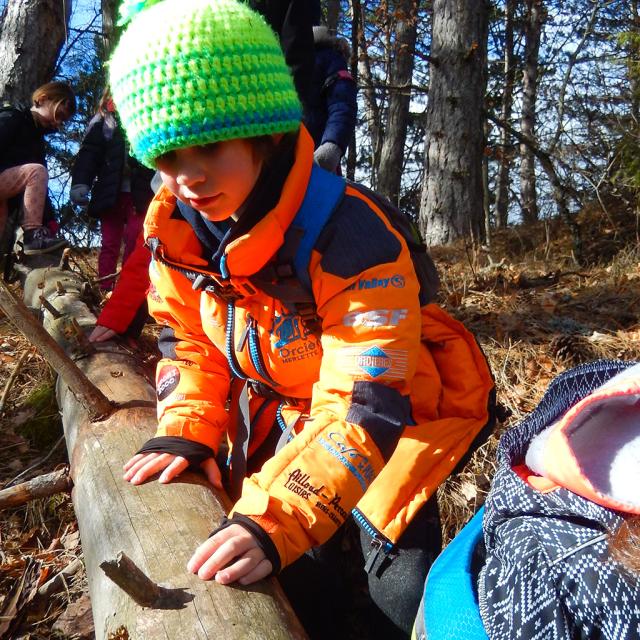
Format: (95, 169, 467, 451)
(108, 0, 495, 636)
(0, 81, 75, 253)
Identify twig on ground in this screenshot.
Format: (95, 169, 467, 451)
(5, 436, 65, 487)
(0, 349, 30, 414)
(0, 467, 72, 509)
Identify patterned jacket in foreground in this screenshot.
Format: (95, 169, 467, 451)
(479, 360, 640, 640)
(143, 127, 494, 570)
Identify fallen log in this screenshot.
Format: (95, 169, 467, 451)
(4, 252, 307, 639)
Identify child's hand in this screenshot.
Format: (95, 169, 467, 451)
(123, 452, 222, 488)
(89, 325, 117, 342)
(187, 524, 272, 585)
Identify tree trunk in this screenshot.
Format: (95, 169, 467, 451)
(0, 0, 72, 105)
(101, 0, 119, 57)
(519, 0, 544, 225)
(354, 0, 383, 186)
(325, 0, 341, 33)
(9, 254, 307, 640)
(418, 0, 489, 245)
(495, 0, 516, 228)
(377, 0, 420, 205)
(346, 0, 359, 181)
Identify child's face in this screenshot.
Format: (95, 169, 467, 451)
(156, 139, 263, 222)
(33, 98, 73, 128)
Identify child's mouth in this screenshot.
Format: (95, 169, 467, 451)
(189, 194, 221, 210)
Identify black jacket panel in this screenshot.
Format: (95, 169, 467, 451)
(72, 115, 154, 218)
(248, 0, 315, 109)
(0, 107, 47, 173)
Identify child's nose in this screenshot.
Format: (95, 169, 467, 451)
(176, 167, 205, 188)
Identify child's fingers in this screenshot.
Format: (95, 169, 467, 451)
(123, 453, 160, 479)
(215, 549, 271, 585)
(201, 458, 222, 489)
(187, 536, 221, 575)
(123, 453, 145, 472)
(195, 532, 260, 581)
(126, 453, 173, 484)
(159, 456, 189, 483)
(236, 558, 273, 586)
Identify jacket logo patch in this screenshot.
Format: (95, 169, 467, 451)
(271, 312, 319, 363)
(340, 346, 409, 380)
(343, 308, 408, 328)
(347, 274, 405, 291)
(317, 432, 375, 491)
(157, 365, 180, 401)
(284, 468, 326, 501)
(271, 312, 310, 348)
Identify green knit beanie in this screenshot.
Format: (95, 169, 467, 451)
(109, 0, 302, 167)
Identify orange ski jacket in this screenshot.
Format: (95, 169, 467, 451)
(143, 127, 495, 570)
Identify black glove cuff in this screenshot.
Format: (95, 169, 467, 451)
(137, 436, 214, 467)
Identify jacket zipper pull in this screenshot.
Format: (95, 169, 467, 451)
(236, 315, 252, 352)
(364, 536, 385, 574)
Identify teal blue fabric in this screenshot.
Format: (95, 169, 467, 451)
(414, 507, 488, 640)
(289, 163, 345, 291)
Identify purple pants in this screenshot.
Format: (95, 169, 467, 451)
(99, 192, 144, 291)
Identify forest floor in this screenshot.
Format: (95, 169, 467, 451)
(1, 197, 640, 639)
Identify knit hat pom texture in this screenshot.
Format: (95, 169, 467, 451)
(109, 0, 301, 167)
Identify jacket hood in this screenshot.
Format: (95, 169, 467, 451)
(525, 363, 640, 514)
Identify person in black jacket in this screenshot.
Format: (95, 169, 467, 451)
(70, 88, 155, 291)
(248, 0, 315, 111)
(305, 25, 357, 174)
(0, 81, 75, 254)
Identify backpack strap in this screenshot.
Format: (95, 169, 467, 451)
(251, 165, 346, 328)
(290, 164, 346, 291)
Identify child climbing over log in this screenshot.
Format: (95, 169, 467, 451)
(109, 0, 495, 636)
(0, 81, 75, 254)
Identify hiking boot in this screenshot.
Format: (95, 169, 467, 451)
(22, 227, 67, 255)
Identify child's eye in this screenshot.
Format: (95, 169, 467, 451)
(155, 150, 176, 168)
(198, 142, 220, 154)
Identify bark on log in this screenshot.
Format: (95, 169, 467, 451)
(0, 467, 72, 509)
(10, 253, 307, 639)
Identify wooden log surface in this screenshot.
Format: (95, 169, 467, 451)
(11, 253, 307, 639)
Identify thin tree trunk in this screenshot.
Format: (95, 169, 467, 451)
(632, 0, 640, 121)
(495, 0, 516, 228)
(419, 0, 489, 245)
(377, 0, 420, 205)
(101, 0, 119, 57)
(354, 0, 383, 186)
(325, 0, 341, 32)
(0, 0, 72, 105)
(549, 0, 599, 153)
(519, 0, 544, 225)
(346, 0, 359, 181)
